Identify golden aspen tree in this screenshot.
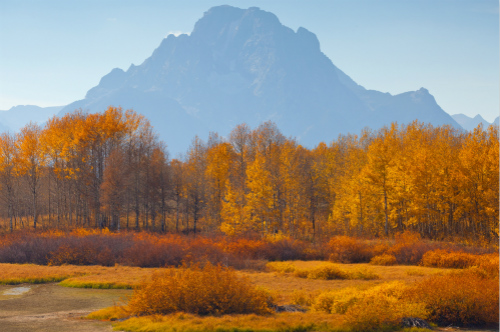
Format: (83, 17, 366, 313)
(363, 125, 398, 236)
(16, 123, 45, 229)
(205, 142, 235, 226)
(185, 136, 207, 234)
(170, 158, 185, 232)
(0, 133, 17, 231)
(456, 124, 499, 242)
(100, 148, 126, 230)
(305, 142, 333, 237)
(279, 140, 305, 236)
(220, 182, 247, 235)
(244, 151, 275, 234)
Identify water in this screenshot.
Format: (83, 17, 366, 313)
(3, 286, 31, 296)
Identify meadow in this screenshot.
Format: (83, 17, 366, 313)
(0, 229, 498, 332)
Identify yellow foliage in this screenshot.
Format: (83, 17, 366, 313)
(420, 249, 499, 277)
(127, 263, 273, 316)
(266, 261, 379, 280)
(313, 281, 428, 331)
(266, 261, 297, 273)
(298, 263, 349, 280)
(408, 268, 499, 326)
(370, 254, 397, 266)
(105, 312, 343, 332)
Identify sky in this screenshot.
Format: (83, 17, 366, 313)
(0, 0, 498, 122)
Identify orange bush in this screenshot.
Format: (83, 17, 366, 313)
(127, 263, 272, 316)
(48, 243, 113, 266)
(219, 238, 267, 259)
(408, 269, 499, 326)
(388, 231, 434, 264)
(370, 254, 397, 266)
(421, 249, 499, 275)
(327, 236, 373, 263)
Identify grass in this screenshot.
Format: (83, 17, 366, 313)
(0, 263, 87, 285)
(0, 263, 164, 288)
(267, 261, 380, 280)
(1, 260, 494, 331)
(89, 310, 348, 332)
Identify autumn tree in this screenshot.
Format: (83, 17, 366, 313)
(0, 133, 17, 231)
(16, 123, 46, 229)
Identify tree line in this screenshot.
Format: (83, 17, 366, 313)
(0, 107, 497, 243)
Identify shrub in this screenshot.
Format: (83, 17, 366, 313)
(313, 287, 362, 314)
(266, 261, 297, 273)
(127, 263, 273, 316)
(408, 269, 499, 326)
(301, 263, 348, 280)
(327, 236, 373, 263)
(344, 291, 428, 332)
(347, 267, 380, 280)
(370, 254, 397, 266)
(268, 262, 380, 281)
(290, 290, 319, 307)
(389, 231, 434, 265)
(421, 249, 499, 277)
(313, 281, 427, 331)
(220, 238, 267, 260)
(262, 237, 310, 261)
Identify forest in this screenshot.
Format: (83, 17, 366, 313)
(0, 106, 498, 244)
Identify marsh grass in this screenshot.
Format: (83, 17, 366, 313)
(0, 263, 87, 284)
(89, 311, 347, 332)
(267, 261, 380, 280)
(0, 263, 164, 288)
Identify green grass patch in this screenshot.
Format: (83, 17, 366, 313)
(59, 278, 134, 289)
(0, 276, 69, 285)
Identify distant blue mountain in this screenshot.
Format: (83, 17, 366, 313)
(0, 105, 64, 133)
(452, 113, 497, 131)
(56, 5, 461, 154)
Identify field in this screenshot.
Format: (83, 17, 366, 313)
(0, 260, 497, 331)
(0, 231, 498, 332)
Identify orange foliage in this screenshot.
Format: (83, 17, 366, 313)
(327, 236, 374, 263)
(127, 263, 272, 316)
(408, 268, 499, 326)
(421, 249, 499, 272)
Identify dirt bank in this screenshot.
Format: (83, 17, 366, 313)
(0, 283, 131, 332)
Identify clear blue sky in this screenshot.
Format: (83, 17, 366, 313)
(1, 0, 498, 121)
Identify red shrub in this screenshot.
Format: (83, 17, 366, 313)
(327, 236, 374, 263)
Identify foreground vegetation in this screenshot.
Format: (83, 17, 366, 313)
(84, 260, 500, 331)
(0, 229, 497, 332)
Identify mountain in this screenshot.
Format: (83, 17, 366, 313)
(58, 5, 462, 154)
(451, 113, 493, 131)
(0, 105, 64, 132)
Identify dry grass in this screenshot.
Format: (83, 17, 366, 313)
(266, 261, 380, 281)
(89, 310, 346, 332)
(0, 263, 163, 288)
(240, 262, 444, 305)
(60, 265, 162, 289)
(0, 263, 89, 284)
(4, 260, 493, 330)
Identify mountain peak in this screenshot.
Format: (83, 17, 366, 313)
(56, 5, 461, 154)
(191, 5, 283, 43)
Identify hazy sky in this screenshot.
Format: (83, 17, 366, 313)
(1, 0, 498, 121)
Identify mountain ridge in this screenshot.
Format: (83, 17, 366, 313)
(451, 113, 498, 131)
(14, 6, 468, 154)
